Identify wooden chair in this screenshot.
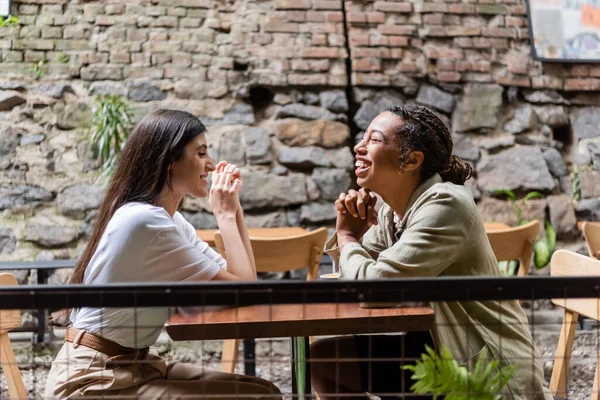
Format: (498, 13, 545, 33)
(485, 220, 541, 276)
(196, 227, 308, 248)
(581, 221, 600, 259)
(0, 273, 27, 399)
(214, 227, 329, 374)
(549, 250, 600, 399)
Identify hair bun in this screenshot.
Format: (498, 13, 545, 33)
(440, 155, 472, 185)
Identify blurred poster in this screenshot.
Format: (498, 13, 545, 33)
(528, 0, 600, 61)
(0, 0, 10, 17)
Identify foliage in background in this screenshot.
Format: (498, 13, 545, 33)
(492, 189, 557, 274)
(55, 52, 69, 64)
(403, 345, 514, 400)
(89, 95, 133, 184)
(31, 59, 48, 80)
(571, 166, 581, 201)
(0, 15, 19, 28)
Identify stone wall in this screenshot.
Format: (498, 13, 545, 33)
(0, 0, 599, 272)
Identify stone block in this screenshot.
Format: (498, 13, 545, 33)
(243, 127, 272, 165)
(0, 90, 26, 111)
(477, 146, 556, 193)
(240, 172, 307, 209)
(547, 195, 577, 238)
(319, 90, 349, 113)
(215, 128, 245, 167)
(416, 85, 455, 114)
(278, 146, 333, 169)
(313, 1, 342, 10)
(374, 2, 412, 13)
(81, 65, 124, 80)
(276, 103, 341, 121)
(579, 170, 600, 199)
(127, 81, 167, 102)
(503, 103, 537, 134)
(532, 105, 569, 128)
(0, 229, 16, 255)
(13, 40, 54, 51)
(575, 198, 600, 220)
(300, 202, 336, 224)
(542, 148, 568, 177)
(452, 84, 503, 132)
(0, 185, 53, 210)
(312, 168, 351, 201)
(25, 222, 81, 248)
(57, 184, 106, 219)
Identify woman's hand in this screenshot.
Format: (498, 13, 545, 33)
(209, 161, 242, 220)
(335, 188, 378, 241)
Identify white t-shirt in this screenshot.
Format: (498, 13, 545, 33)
(71, 202, 226, 348)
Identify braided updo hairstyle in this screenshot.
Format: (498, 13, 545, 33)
(386, 104, 472, 185)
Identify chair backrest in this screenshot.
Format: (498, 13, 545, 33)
(214, 227, 328, 280)
(0, 273, 27, 399)
(582, 221, 600, 259)
(485, 219, 541, 276)
(549, 250, 600, 399)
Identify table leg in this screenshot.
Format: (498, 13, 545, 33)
(243, 339, 256, 376)
(35, 269, 49, 344)
(291, 336, 311, 400)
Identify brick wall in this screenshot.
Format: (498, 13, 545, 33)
(2, 0, 598, 91)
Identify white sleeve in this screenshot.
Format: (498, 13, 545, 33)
(174, 212, 227, 270)
(136, 211, 223, 282)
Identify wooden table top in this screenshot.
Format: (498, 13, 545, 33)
(196, 227, 308, 248)
(165, 303, 434, 341)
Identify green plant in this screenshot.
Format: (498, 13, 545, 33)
(55, 52, 69, 64)
(403, 345, 514, 400)
(89, 95, 133, 183)
(0, 15, 19, 29)
(492, 189, 543, 226)
(571, 166, 581, 201)
(31, 59, 48, 80)
(492, 189, 557, 272)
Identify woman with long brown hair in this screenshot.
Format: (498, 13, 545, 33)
(310, 105, 552, 400)
(45, 109, 281, 399)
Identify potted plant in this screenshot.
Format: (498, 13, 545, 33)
(492, 189, 557, 275)
(89, 95, 133, 183)
(404, 345, 514, 400)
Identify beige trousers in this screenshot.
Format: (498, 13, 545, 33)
(45, 342, 282, 399)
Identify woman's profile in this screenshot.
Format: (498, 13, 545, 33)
(310, 104, 552, 400)
(45, 109, 281, 399)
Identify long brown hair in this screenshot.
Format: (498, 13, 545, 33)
(55, 110, 206, 322)
(386, 104, 472, 185)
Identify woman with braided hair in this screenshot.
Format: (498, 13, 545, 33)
(310, 104, 552, 400)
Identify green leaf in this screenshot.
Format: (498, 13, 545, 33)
(89, 95, 133, 184)
(534, 239, 551, 269)
(403, 345, 514, 400)
(491, 189, 515, 200)
(523, 191, 544, 202)
(545, 221, 557, 252)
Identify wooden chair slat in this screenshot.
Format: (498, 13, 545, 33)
(0, 273, 26, 399)
(485, 220, 540, 276)
(582, 221, 600, 259)
(216, 227, 328, 374)
(549, 250, 600, 400)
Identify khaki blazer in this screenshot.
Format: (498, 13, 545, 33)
(326, 174, 553, 400)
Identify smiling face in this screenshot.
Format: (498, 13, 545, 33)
(170, 134, 215, 198)
(354, 111, 425, 194)
(354, 111, 404, 191)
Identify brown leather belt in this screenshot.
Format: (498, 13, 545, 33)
(65, 328, 149, 359)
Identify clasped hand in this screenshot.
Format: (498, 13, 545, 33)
(209, 161, 242, 219)
(335, 188, 378, 240)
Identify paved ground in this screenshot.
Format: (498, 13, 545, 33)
(2, 306, 597, 399)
